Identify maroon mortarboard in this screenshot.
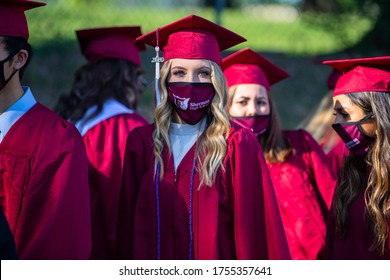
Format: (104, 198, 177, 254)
(221, 48, 290, 90)
(76, 26, 145, 66)
(322, 56, 390, 96)
(0, 0, 46, 40)
(136, 14, 246, 65)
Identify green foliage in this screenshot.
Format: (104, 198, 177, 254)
(301, 11, 374, 52)
(26, 2, 374, 56)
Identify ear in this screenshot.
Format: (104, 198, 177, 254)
(12, 49, 29, 70)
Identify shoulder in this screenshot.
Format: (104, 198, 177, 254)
(227, 120, 260, 148)
(127, 123, 155, 142)
(114, 112, 149, 126)
(31, 104, 80, 134)
(30, 104, 84, 147)
(87, 112, 149, 134)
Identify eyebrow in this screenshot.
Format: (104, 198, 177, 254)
(236, 95, 267, 100)
(235, 95, 250, 100)
(333, 105, 350, 113)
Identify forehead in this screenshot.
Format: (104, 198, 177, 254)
(170, 58, 210, 69)
(234, 84, 268, 98)
(332, 94, 364, 115)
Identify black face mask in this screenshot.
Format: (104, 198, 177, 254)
(0, 50, 19, 91)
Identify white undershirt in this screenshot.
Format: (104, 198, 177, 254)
(0, 87, 36, 143)
(169, 118, 206, 171)
(74, 98, 134, 136)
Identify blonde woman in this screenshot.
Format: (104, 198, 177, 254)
(115, 15, 290, 260)
(323, 56, 390, 259)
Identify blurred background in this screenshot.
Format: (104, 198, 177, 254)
(24, 0, 389, 128)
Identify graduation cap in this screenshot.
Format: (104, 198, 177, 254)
(0, 0, 46, 40)
(136, 14, 246, 65)
(136, 14, 246, 105)
(221, 48, 290, 90)
(76, 26, 145, 66)
(322, 56, 390, 96)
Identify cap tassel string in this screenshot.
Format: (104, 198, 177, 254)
(152, 28, 164, 107)
(154, 158, 198, 260)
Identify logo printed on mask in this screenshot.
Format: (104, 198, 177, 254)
(172, 94, 190, 110)
(346, 138, 360, 149)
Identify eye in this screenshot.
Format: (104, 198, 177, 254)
(257, 100, 267, 106)
(334, 111, 349, 120)
(198, 70, 210, 78)
(237, 100, 248, 106)
(172, 69, 186, 77)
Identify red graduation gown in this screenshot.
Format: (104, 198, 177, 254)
(116, 122, 290, 260)
(265, 129, 336, 259)
(326, 138, 348, 178)
(325, 188, 390, 259)
(0, 103, 91, 259)
(84, 112, 148, 259)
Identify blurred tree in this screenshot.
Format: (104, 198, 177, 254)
(302, 0, 390, 52)
(353, 0, 390, 52)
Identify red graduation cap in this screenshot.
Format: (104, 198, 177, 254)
(0, 0, 46, 40)
(221, 48, 290, 90)
(322, 56, 390, 96)
(136, 14, 246, 65)
(76, 26, 145, 66)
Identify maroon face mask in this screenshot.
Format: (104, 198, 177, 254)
(167, 82, 215, 125)
(332, 112, 375, 156)
(231, 115, 270, 136)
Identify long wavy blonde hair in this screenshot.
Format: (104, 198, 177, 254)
(153, 59, 231, 186)
(334, 91, 390, 255)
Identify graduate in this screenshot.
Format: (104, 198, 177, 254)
(222, 48, 336, 259)
(0, 0, 91, 259)
(55, 26, 149, 259)
(323, 56, 390, 259)
(115, 14, 290, 260)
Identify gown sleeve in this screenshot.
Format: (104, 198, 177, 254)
(115, 127, 147, 259)
(226, 126, 291, 259)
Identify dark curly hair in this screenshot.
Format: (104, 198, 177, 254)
(55, 58, 144, 124)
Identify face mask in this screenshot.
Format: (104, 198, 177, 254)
(231, 115, 270, 136)
(167, 82, 215, 125)
(332, 112, 375, 156)
(0, 50, 19, 91)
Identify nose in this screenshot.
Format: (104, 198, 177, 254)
(246, 103, 257, 117)
(188, 72, 200, 83)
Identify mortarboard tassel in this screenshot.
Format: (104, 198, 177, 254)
(151, 28, 164, 106)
